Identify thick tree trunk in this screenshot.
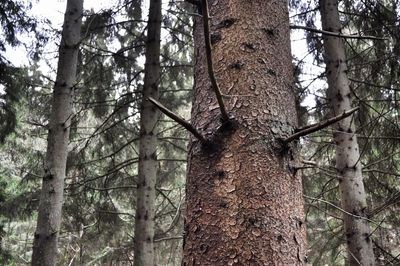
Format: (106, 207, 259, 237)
(31, 0, 83, 265)
(182, 0, 306, 265)
(320, 0, 376, 265)
(133, 0, 161, 265)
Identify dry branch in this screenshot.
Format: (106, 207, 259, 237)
(304, 195, 378, 224)
(290, 25, 387, 41)
(283, 107, 359, 143)
(148, 97, 207, 143)
(201, 0, 229, 121)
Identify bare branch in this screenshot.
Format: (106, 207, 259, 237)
(148, 97, 207, 143)
(372, 239, 400, 264)
(290, 25, 387, 41)
(154, 236, 183, 242)
(283, 107, 359, 143)
(304, 195, 378, 225)
(368, 192, 400, 217)
(201, 0, 229, 121)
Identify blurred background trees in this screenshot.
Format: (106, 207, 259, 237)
(0, 0, 399, 265)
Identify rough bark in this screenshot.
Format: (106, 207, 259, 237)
(133, 0, 161, 265)
(182, 0, 306, 265)
(320, 0, 376, 265)
(31, 0, 83, 265)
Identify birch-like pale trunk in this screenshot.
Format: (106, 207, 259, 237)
(31, 0, 83, 265)
(133, 0, 161, 265)
(320, 0, 376, 265)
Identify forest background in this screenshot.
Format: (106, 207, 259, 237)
(0, 0, 399, 265)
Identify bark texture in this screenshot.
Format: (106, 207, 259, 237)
(133, 0, 161, 265)
(182, 0, 306, 265)
(31, 0, 83, 265)
(320, 0, 376, 265)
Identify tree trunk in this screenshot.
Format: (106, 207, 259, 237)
(133, 0, 161, 265)
(182, 0, 306, 265)
(320, 0, 376, 265)
(31, 0, 83, 265)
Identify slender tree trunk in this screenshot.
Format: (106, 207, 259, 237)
(182, 0, 306, 265)
(133, 0, 161, 265)
(31, 0, 83, 265)
(320, 0, 376, 265)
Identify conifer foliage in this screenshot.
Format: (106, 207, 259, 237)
(0, 0, 399, 265)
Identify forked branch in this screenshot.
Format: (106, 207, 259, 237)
(201, 0, 229, 121)
(148, 97, 207, 143)
(283, 107, 359, 143)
